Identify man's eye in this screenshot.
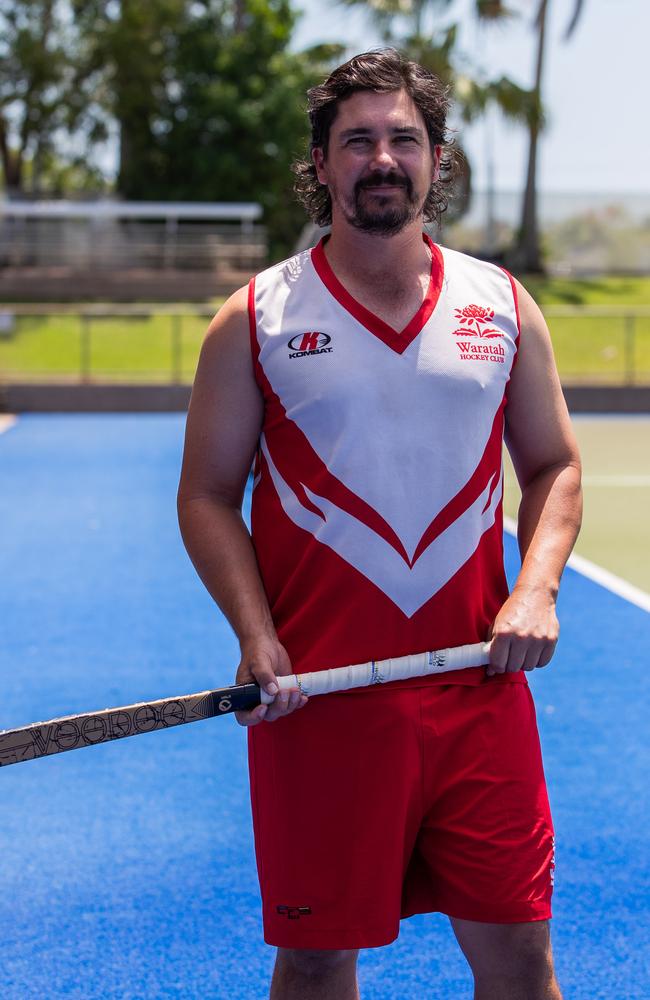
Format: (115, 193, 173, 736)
(347, 137, 370, 145)
(395, 135, 416, 143)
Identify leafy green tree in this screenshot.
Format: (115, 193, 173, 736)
(0, 0, 77, 195)
(70, 0, 187, 196)
(0, 0, 118, 197)
(71, 0, 337, 257)
(147, 2, 337, 257)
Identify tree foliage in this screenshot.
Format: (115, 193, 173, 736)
(140, 0, 333, 257)
(68, 0, 340, 256)
(0, 0, 588, 263)
(0, 0, 83, 194)
(1, 0, 340, 255)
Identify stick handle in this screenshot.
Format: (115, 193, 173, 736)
(260, 641, 491, 703)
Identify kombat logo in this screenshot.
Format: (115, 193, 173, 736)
(288, 331, 333, 359)
(276, 905, 312, 920)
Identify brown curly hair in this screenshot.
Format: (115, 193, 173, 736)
(293, 49, 454, 228)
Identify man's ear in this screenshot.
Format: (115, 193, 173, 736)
(312, 147, 328, 186)
(432, 144, 442, 182)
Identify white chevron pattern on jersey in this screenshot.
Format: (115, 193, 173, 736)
(261, 434, 503, 617)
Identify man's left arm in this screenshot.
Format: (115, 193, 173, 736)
(488, 277, 583, 676)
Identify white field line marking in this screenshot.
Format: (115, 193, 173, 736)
(0, 415, 17, 434)
(503, 515, 650, 613)
(582, 475, 650, 487)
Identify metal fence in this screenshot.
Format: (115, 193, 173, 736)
(0, 202, 267, 301)
(0, 304, 649, 386)
(0, 201, 265, 270)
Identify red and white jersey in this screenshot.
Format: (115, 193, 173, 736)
(248, 235, 522, 683)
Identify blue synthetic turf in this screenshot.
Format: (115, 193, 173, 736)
(0, 415, 648, 999)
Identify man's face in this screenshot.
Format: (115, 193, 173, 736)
(312, 88, 440, 236)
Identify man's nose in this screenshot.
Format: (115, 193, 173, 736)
(369, 140, 398, 171)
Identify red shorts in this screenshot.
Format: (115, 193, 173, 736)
(248, 679, 554, 949)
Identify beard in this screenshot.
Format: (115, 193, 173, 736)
(334, 170, 425, 236)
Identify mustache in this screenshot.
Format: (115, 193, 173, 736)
(356, 171, 412, 193)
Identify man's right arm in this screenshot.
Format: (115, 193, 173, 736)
(177, 287, 305, 726)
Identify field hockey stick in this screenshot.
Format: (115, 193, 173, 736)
(0, 641, 490, 768)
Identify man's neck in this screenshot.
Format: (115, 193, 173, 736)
(322, 222, 430, 287)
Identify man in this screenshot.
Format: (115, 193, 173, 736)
(177, 49, 581, 1000)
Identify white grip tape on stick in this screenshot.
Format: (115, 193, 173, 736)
(260, 641, 491, 704)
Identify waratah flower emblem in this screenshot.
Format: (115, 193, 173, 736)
(453, 304, 501, 338)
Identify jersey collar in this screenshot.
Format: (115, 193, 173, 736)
(310, 233, 444, 355)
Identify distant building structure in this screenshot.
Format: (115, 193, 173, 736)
(0, 200, 266, 300)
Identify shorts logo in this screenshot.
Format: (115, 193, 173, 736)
(550, 835, 556, 887)
(452, 304, 505, 364)
(276, 905, 312, 919)
(288, 332, 333, 359)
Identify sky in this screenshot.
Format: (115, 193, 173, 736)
(291, 0, 650, 196)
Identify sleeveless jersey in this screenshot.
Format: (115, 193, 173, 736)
(248, 235, 522, 684)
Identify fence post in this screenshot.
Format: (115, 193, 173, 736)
(171, 314, 182, 384)
(80, 314, 91, 383)
(624, 313, 636, 386)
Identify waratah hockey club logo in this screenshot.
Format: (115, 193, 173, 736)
(453, 304, 505, 364)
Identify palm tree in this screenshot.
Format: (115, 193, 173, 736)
(514, 0, 586, 272)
